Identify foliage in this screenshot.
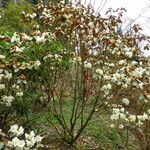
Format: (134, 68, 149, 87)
(0, 0, 35, 33)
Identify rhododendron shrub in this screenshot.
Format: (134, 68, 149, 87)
(0, 124, 43, 149)
(0, 0, 150, 149)
(0, 34, 42, 129)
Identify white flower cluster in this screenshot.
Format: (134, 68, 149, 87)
(0, 54, 5, 60)
(11, 46, 25, 54)
(22, 12, 37, 19)
(0, 69, 12, 81)
(34, 32, 53, 44)
(4, 70, 12, 80)
(0, 67, 25, 108)
(40, 7, 54, 19)
(0, 68, 15, 107)
(44, 53, 63, 62)
(13, 60, 41, 72)
(11, 32, 20, 43)
(110, 107, 126, 120)
(131, 67, 146, 78)
(9, 124, 24, 136)
(1, 95, 14, 107)
(122, 98, 130, 105)
(95, 68, 103, 77)
(89, 49, 98, 56)
(84, 61, 92, 69)
(0, 83, 5, 90)
(22, 33, 33, 41)
(111, 71, 126, 85)
(7, 124, 43, 150)
(101, 83, 112, 96)
(110, 106, 150, 127)
(136, 113, 149, 126)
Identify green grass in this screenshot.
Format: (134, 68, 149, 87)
(22, 100, 139, 150)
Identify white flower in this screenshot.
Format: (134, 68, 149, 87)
(138, 82, 144, 89)
(106, 83, 112, 90)
(131, 61, 138, 65)
(136, 121, 143, 126)
(7, 125, 43, 149)
(132, 68, 144, 78)
(111, 114, 119, 120)
(25, 131, 35, 141)
(11, 32, 20, 43)
(88, 22, 94, 28)
(129, 115, 136, 122)
(137, 114, 148, 122)
(7, 141, 14, 148)
(109, 63, 115, 67)
(34, 60, 41, 69)
(0, 74, 3, 81)
(12, 137, 25, 149)
(35, 36, 46, 43)
(122, 98, 130, 105)
(96, 69, 103, 75)
(0, 69, 3, 73)
(17, 126, 24, 136)
(117, 39, 122, 44)
(32, 13, 37, 18)
(103, 75, 111, 80)
(120, 113, 126, 120)
(125, 51, 133, 58)
(16, 92, 24, 97)
(4, 71, 12, 80)
(0, 129, 2, 135)
(122, 84, 128, 88)
(118, 60, 126, 65)
(112, 108, 120, 113)
(117, 51, 121, 55)
(22, 33, 33, 41)
(110, 124, 115, 128)
(13, 46, 24, 53)
(84, 61, 92, 69)
(35, 135, 43, 143)
(89, 49, 98, 56)
(111, 108, 120, 120)
(141, 113, 148, 121)
(120, 108, 125, 113)
(112, 73, 120, 82)
(43, 54, 53, 60)
(118, 124, 124, 129)
(26, 140, 35, 148)
(9, 124, 24, 136)
(2, 95, 14, 107)
(0, 84, 5, 90)
(0, 55, 5, 60)
(9, 124, 18, 135)
(137, 115, 142, 121)
(101, 83, 112, 95)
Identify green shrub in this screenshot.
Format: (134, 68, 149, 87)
(0, 0, 35, 32)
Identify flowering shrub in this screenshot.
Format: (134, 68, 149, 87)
(0, 33, 42, 129)
(0, 0, 150, 149)
(0, 124, 43, 150)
